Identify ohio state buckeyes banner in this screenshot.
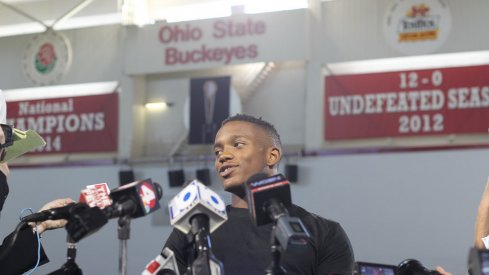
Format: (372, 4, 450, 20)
(324, 64, 489, 140)
(6, 93, 118, 154)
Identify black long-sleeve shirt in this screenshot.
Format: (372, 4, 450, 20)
(165, 204, 355, 275)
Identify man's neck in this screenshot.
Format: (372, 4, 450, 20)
(231, 193, 248, 208)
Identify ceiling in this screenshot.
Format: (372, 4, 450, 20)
(0, 0, 309, 35)
(0, 0, 305, 114)
(0, 0, 220, 31)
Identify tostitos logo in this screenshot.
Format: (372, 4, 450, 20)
(384, 0, 451, 55)
(398, 3, 438, 42)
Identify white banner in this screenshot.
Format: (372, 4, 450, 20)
(124, 9, 308, 74)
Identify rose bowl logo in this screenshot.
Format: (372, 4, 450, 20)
(23, 29, 72, 86)
(384, 0, 451, 55)
(35, 43, 57, 74)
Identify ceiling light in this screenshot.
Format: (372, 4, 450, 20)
(121, 0, 154, 27)
(243, 0, 308, 14)
(324, 50, 489, 75)
(163, 2, 231, 23)
(3, 81, 118, 101)
(145, 102, 172, 110)
(54, 13, 122, 30)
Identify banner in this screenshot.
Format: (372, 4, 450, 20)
(189, 76, 230, 144)
(6, 93, 118, 154)
(124, 10, 307, 74)
(324, 64, 489, 141)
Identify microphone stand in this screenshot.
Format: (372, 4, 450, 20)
(118, 215, 131, 275)
(265, 199, 287, 275)
(265, 225, 286, 275)
(48, 236, 83, 275)
(186, 214, 224, 275)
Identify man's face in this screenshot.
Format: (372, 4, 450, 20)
(214, 121, 276, 192)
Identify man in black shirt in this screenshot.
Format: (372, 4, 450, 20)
(164, 114, 354, 274)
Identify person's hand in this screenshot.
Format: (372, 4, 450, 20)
(30, 198, 75, 235)
(435, 266, 452, 275)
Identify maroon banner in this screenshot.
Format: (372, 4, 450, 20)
(324, 64, 489, 141)
(6, 93, 118, 154)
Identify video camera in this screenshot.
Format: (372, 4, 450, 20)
(355, 261, 396, 275)
(468, 247, 489, 275)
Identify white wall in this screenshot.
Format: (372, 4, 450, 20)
(143, 76, 190, 156)
(291, 149, 489, 273)
(244, 62, 306, 146)
(320, 0, 489, 62)
(0, 0, 488, 274)
(0, 25, 125, 89)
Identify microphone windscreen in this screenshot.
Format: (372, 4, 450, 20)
(245, 173, 291, 226)
(110, 178, 161, 218)
(168, 179, 227, 234)
(66, 205, 108, 242)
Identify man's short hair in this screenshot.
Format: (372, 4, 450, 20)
(221, 114, 282, 150)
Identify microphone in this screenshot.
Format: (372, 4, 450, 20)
(168, 179, 227, 275)
(21, 203, 78, 223)
(168, 179, 227, 234)
(245, 173, 309, 251)
(65, 179, 163, 242)
(65, 205, 109, 243)
(397, 259, 442, 275)
(245, 173, 292, 226)
(142, 248, 180, 275)
(22, 182, 112, 223)
(105, 178, 162, 219)
(79, 183, 112, 209)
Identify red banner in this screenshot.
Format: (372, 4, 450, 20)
(324, 64, 489, 140)
(6, 93, 118, 154)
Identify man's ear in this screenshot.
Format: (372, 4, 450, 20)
(267, 147, 281, 167)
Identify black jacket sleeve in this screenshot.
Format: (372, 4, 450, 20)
(164, 228, 191, 275)
(0, 225, 49, 275)
(316, 220, 355, 275)
(291, 205, 355, 275)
